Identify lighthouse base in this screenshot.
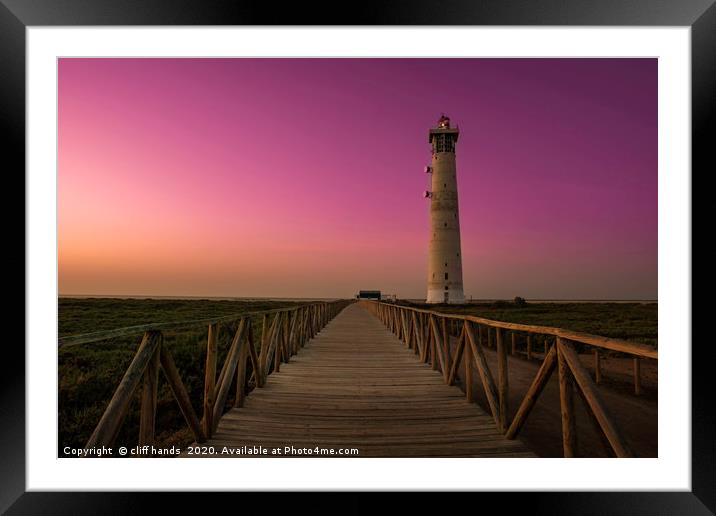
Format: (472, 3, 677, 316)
(426, 288, 465, 305)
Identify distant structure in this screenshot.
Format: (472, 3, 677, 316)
(357, 290, 381, 300)
(425, 115, 465, 304)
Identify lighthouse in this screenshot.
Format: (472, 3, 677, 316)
(425, 115, 465, 304)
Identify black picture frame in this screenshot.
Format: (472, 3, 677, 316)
(3, 1, 712, 513)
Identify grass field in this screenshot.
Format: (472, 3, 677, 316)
(397, 299, 658, 349)
(58, 297, 312, 456)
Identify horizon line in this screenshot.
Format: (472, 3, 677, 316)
(58, 294, 658, 303)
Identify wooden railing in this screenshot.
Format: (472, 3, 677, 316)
(67, 300, 352, 450)
(361, 300, 657, 458)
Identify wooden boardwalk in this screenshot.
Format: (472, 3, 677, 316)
(195, 303, 536, 457)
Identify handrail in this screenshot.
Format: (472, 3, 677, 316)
(59, 301, 337, 347)
(368, 301, 656, 359)
(361, 299, 656, 457)
(81, 299, 353, 451)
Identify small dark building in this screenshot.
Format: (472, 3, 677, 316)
(357, 290, 381, 300)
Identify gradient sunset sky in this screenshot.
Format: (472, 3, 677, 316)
(58, 58, 657, 300)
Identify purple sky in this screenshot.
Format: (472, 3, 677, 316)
(58, 58, 657, 299)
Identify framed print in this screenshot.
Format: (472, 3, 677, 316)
(4, 0, 713, 513)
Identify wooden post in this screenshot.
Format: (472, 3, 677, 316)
(511, 332, 516, 356)
(259, 314, 268, 374)
(85, 331, 161, 448)
(273, 314, 283, 373)
(290, 309, 299, 355)
(212, 321, 248, 430)
(465, 323, 500, 427)
(419, 315, 429, 363)
(234, 338, 249, 408)
(138, 341, 160, 447)
(447, 327, 465, 386)
(557, 338, 577, 457)
(429, 316, 447, 379)
(526, 335, 532, 360)
(202, 323, 218, 439)
(246, 322, 262, 387)
(594, 349, 601, 384)
(431, 321, 439, 371)
(411, 312, 421, 356)
(442, 318, 451, 370)
(262, 313, 280, 377)
(496, 327, 508, 433)
(216, 320, 242, 391)
(558, 339, 633, 457)
(405, 314, 413, 350)
(464, 339, 473, 402)
(282, 311, 291, 362)
(301, 307, 309, 348)
(159, 344, 205, 443)
(633, 358, 641, 395)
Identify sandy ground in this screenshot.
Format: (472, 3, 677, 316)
(444, 338, 657, 457)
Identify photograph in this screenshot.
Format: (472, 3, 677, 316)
(57, 57, 658, 459)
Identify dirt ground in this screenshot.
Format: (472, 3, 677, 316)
(445, 338, 657, 457)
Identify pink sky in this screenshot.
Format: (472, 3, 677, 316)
(58, 58, 657, 300)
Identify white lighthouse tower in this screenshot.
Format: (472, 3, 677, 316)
(425, 115, 465, 304)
